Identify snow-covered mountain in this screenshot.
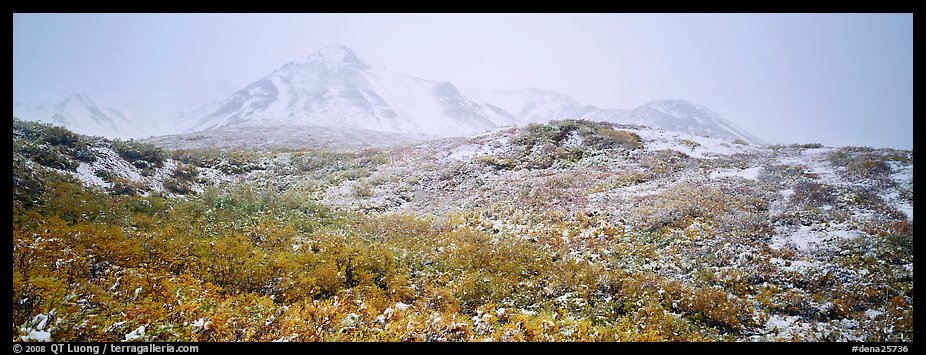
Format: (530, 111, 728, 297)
(617, 99, 764, 144)
(187, 45, 763, 143)
(90, 83, 240, 137)
(13, 83, 239, 139)
(13, 93, 147, 139)
(14, 44, 765, 144)
(466, 87, 608, 125)
(466, 89, 761, 144)
(182, 45, 516, 136)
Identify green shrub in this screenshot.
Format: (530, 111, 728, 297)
(511, 122, 570, 149)
(512, 120, 608, 149)
(504, 120, 642, 170)
(43, 125, 81, 146)
(171, 162, 198, 180)
(827, 149, 853, 167)
(220, 151, 264, 174)
(846, 155, 890, 178)
(112, 139, 167, 168)
(164, 178, 194, 195)
(170, 149, 223, 168)
(18, 141, 79, 171)
(13, 119, 96, 167)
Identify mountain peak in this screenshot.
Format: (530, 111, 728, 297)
(642, 99, 703, 110)
(303, 44, 369, 71)
(637, 99, 722, 119)
(64, 92, 93, 104)
(625, 99, 762, 144)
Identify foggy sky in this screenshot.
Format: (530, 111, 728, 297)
(12, 13, 912, 149)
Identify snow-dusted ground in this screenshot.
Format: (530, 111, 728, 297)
(710, 166, 762, 180)
(305, 124, 911, 341)
(630, 127, 758, 159)
(886, 161, 914, 221)
(17, 119, 912, 342)
(147, 125, 435, 153)
(27, 138, 234, 197)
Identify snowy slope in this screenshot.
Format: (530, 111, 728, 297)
(13, 93, 148, 139)
(465, 90, 758, 145)
(616, 99, 764, 145)
(88, 83, 240, 137)
(13, 83, 239, 139)
(466, 87, 608, 125)
(183, 45, 517, 136)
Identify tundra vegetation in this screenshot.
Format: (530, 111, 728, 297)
(12, 118, 912, 342)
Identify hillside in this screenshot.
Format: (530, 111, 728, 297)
(12, 118, 912, 342)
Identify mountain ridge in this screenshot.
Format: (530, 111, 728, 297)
(13, 44, 764, 144)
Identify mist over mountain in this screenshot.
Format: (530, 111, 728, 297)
(13, 83, 239, 139)
(13, 93, 145, 139)
(619, 99, 764, 144)
(13, 45, 763, 144)
(181, 45, 513, 136)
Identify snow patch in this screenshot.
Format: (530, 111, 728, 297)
(764, 314, 808, 339)
(124, 325, 146, 341)
(19, 313, 53, 342)
(445, 144, 482, 162)
(881, 190, 913, 221)
(771, 257, 819, 274)
(631, 128, 756, 159)
(771, 225, 861, 253)
(75, 162, 109, 189)
(20, 329, 52, 342)
(189, 318, 210, 330)
(710, 166, 762, 180)
(865, 309, 883, 319)
(32, 314, 49, 331)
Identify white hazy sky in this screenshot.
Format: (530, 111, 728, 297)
(13, 13, 912, 149)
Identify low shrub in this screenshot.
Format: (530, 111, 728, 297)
(171, 162, 198, 180)
(791, 182, 836, 206)
(163, 178, 194, 195)
(790, 143, 824, 149)
(18, 141, 79, 171)
(680, 139, 701, 150)
(846, 155, 890, 178)
(475, 155, 514, 170)
(110, 177, 148, 196)
(112, 139, 167, 168)
(584, 128, 643, 151)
